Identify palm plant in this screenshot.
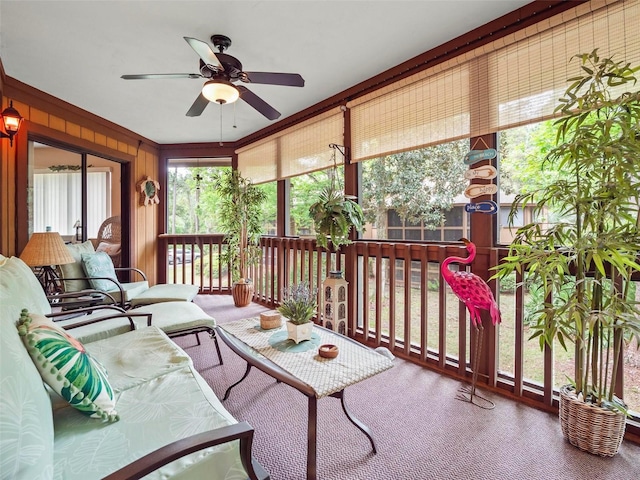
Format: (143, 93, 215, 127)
(215, 169, 266, 283)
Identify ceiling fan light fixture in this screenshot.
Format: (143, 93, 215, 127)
(202, 80, 239, 104)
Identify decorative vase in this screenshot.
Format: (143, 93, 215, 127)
(559, 384, 626, 457)
(232, 281, 254, 307)
(322, 271, 348, 334)
(286, 321, 313, 344)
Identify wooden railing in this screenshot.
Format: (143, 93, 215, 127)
(159, 234, 231, 294)
(158, 234, 639, 437)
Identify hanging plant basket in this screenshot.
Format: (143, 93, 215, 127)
(559, 385, 626, 457)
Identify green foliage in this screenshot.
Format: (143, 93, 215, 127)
(493, 50, 640, 414)
(278, 282, 318, 325)
(291, 170, 337, 234)
(309, 169, 364, 251)
(361, 140, 469, 238)
(499, 121, 565, 196)
(257, 182, 277, 234)
(215, 170, 267, 282)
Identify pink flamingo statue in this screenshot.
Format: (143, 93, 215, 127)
(441, 238, 501, 409)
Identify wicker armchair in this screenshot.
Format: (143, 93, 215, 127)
(91, 215, 121, 267)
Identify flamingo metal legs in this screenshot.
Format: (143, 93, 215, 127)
(456, 324, 495, 409)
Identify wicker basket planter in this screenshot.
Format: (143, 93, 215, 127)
(559, 385, 626, 457)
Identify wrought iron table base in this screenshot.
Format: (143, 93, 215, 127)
(223, 362, 377, 480)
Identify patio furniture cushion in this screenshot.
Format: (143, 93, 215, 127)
(133, 301, 215, 334)
(59, 240, 95, 292)
(96, 241, 121, 257)
(107, 280, 150, 304)
(52, 326, 244, 480)
(129, 283, 199, 307)
(0, 285, 54, 479)
(17, 310, 118, 422)
(0, 255, 52, 316)
(55, 301, 216, 344)
(82, 326, 193, 391)
(81, 251, 119, 291)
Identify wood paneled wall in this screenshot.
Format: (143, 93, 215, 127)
(1, 77, 162, 285)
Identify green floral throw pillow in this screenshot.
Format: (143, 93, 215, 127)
(17, 309, 119, 422)
(81, 251, 119, 292)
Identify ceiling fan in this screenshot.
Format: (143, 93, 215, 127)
(121, 34, 305, 120)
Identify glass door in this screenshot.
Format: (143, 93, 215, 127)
(29, 141, 123, 250)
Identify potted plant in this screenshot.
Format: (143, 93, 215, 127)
(494, 51, 640, 456)
(309, 180, 365, 255)
(309, 161, 365, 333)
(215, 169, 267, 307)
(278, 282, 318, 343)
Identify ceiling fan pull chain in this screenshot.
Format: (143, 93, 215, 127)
(219, 104, 224, 146)
(233, 102, 237, 129)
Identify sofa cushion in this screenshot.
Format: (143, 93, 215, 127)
(59, 240, 95, 292)
(96, 241, 121, 257)
(133, 301, 216, 334)
(0, 294, 54, 478)
(128, 283, 199, 307)
(0, 255, 51, 317)
(110, 280, 149, 303)
(53, 351, 244, 479)
(83, 326, 192, 391)
(56, 301, 215, 344)
(54, 327, 241, 479)
(17, 310, 118, 422)
(81, 251, 119, 291)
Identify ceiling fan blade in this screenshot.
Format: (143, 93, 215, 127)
(183, 37, 224, 71)
(121, 73, 202, 80)
(237, 85, 281, 120)
(186, 93, 210, 117)
(242, 72, 305, 87)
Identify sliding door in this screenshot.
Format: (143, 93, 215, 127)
(28, 141, 123, 250)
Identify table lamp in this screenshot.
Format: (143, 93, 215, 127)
(19, 232, 75, 295)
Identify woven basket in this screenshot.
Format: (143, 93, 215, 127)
(559, 385, 626, 457)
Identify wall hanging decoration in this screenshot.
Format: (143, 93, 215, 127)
(137, 176, 160, 206)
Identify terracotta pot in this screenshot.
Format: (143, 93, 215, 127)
(232, 281, 254, 307)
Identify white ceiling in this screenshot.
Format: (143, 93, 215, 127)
(1, 1, 531, 145)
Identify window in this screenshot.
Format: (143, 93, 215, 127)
(361, 139, 471, 242)
(289, 167, 344, 237)
(166, 161, 277, 235)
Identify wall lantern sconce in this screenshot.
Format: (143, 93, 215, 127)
(0, 101, 24, 146)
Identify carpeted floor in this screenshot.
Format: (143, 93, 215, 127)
(176, 295, 640, 480)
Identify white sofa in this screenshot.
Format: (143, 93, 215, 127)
(0, 255, 268, 480)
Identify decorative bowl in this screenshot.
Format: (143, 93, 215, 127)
(318, 344, 339, 358)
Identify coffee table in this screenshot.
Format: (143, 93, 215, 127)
(217, 317, 393, 480)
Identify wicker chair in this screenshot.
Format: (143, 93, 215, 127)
(91, 215, 122, 267)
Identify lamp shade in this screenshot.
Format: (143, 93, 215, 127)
(19, 232, 75, 267)
(202, 80, 240, 104)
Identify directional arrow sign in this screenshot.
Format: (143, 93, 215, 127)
(464, 200, 498, 214)
(463, 148, 497, 165)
